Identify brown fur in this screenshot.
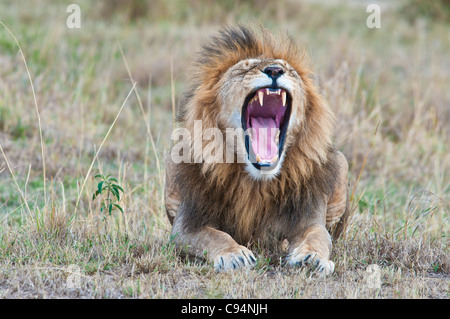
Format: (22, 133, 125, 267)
(165, 26, 350, 273)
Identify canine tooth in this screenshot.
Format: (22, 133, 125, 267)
(258, 90, 264, 106)
(271, 154, 278, 164)
(275, 130, 280, 144)
(281, 90, 286, 107)
(256, 154, 261, 163)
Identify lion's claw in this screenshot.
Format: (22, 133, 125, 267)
(287, 249, 335, 276)
(214, 246, 257, 272)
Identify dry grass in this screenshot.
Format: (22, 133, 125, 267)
(0, 0, 448, 298)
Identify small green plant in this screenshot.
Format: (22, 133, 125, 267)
(92, 173, 124, 215)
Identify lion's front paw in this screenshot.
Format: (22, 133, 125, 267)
(213, 246, 257, 272)
(287, 248, 335, 276)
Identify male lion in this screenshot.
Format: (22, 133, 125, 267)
(165, 26, 349, 275)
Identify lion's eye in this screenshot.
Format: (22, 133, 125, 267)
(242, 59, 261, 70)
(289, 69, 299, 77)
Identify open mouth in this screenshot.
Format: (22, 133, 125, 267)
(242, 87, 292, 170)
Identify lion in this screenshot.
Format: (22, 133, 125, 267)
(164, 26, 350, 275)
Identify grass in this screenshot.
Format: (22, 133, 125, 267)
(0, 0, 448, 298)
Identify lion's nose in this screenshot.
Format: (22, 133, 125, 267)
(263, 66, 284, 81)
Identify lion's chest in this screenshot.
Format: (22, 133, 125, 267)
(216, 187, 301, 246)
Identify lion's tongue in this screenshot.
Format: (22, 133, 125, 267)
(250, 117, 278, 162)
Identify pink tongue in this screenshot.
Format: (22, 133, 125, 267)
(250, 117, 279, 162)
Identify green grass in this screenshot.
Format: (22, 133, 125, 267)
(0, 0, 448, 298)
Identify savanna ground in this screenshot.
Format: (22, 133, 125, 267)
(0, 0, 448, 299)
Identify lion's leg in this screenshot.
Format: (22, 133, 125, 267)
(171, 210, 257, 272)
(165, 155, 256, 271)
(326, 151, 350, 240)
(287, 223, 335, 276)
(286, 152, 349, 275)
(164, 154, 181, 225)
(286, 151, 349, 275)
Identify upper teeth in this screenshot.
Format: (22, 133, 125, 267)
(258, 91, 264, 106)
(265, 88, 281, 95)
(253, 89, 286, 107)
